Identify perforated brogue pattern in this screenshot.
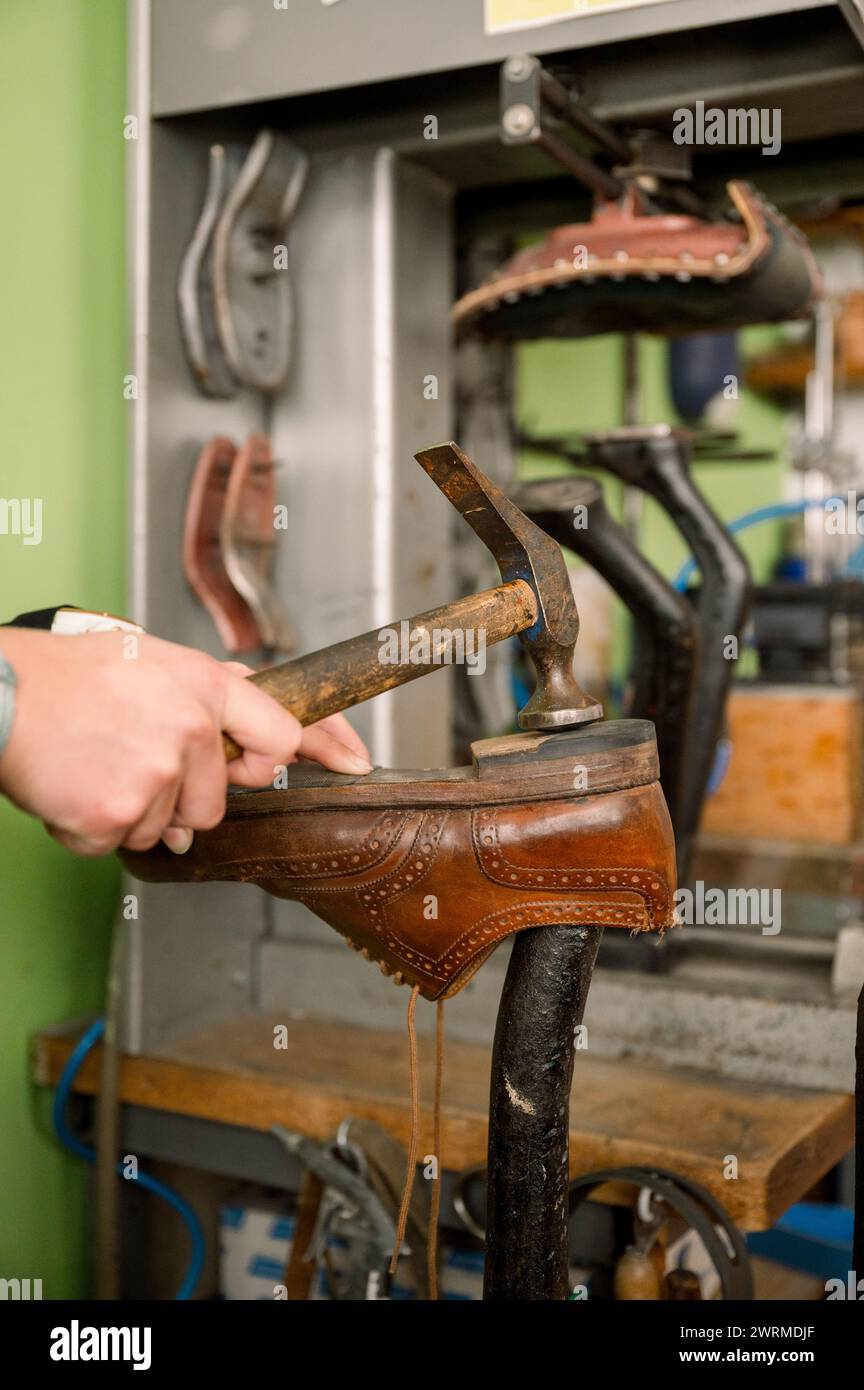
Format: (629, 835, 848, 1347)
(225, 809, 411, 882)
(472, 808, 671, 928)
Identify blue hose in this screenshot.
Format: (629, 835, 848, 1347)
(671, 496, 843, 592)
(669, 495, 848, 798)
(52, 1016, 205, 1300)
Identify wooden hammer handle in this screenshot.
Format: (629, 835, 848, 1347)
(223, 579, 536, 761)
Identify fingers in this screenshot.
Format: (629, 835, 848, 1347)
(48, 778, 194, 857)
(225, 750, 284, 789)
(220, 673, 304, 768)
(311, 713, 371, 764)
(226, 720, 372, 786)
(46, 824, 118, 859)
(297, 722, 373, 774)
(47, 669, 374, 862)
(161, 826, 193, 855)
(220, 670, 372, 784)
(45, 775, 185, 858)
(50, 816, 193, 858)
(173, 723, 228, 832)
(121, 778, 183, 852)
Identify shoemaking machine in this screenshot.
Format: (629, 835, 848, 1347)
(78, 0, 864, 1298)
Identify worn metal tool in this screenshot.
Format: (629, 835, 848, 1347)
(211, 130, 308, 394)
(272, 1125, 401, 1301)
(222, 441, 602, 760)
(511, 475, 699, 840)
(179, 130, 308, 398)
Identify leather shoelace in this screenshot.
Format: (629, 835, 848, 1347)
(389, 987, 445, 1301)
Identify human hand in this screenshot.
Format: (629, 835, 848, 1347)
(0, 629, 372, 857)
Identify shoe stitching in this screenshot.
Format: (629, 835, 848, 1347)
(437, 899, 652, 976)
(472, 809, 670, 922)
(206, 810, 411, 881)
(358, 812, 450, 969)
(292, 812, 433, 901)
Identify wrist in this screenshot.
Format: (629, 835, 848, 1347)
(0, 645, 18, 761)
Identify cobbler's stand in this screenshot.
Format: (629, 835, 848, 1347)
(485, 923, 603, 1300)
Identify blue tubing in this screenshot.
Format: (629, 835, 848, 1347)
(671, 497, 843, 592)
(52, 1016, 205, 1300)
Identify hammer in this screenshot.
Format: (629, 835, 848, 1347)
(221, 441, 602, 760)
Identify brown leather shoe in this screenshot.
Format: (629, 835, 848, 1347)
(122, 719, 676, 1001)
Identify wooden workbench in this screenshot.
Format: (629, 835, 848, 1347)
(33, 1013, 853, 1231)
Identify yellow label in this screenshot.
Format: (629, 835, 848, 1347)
(485, 0, 575, 31)
(485, 0, 678, 33)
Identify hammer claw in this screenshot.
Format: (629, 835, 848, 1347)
(414, 441, 603, 729)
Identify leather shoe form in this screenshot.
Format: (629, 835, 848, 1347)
(121, 719, 676, 1001)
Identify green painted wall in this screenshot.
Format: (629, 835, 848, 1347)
(0, 0, 127, 1297)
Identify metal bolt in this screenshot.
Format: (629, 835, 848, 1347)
(502, 103, 536, 139)
(504, 56, 534, 82)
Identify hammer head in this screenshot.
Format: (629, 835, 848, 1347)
(414, 441, 603, 729)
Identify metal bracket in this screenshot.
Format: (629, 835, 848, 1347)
(182, 435, 263, 653)
(212, 129, 308, 394)
(178, 129, 308, 397)
(177, 144, 244, 398)
(500, 53, 626, 202)
(499, 54, 704, 216)
(220, 434, 296, 656)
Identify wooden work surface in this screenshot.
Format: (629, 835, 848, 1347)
(33, 1013, 853, 1231)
